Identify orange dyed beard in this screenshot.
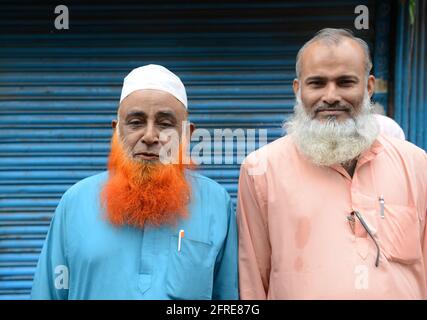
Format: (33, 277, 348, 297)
(101, 132, 191, 228)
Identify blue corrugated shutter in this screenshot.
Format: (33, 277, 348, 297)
(0, 1, 375, 299)
(394, 0, 426, 150)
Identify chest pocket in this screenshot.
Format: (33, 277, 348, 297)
(378, 203, 422, 265)
(166, 235, 214, 300)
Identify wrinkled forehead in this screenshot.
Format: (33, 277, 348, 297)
(299, 39, 367, 79)
(118, 89, 187, 119)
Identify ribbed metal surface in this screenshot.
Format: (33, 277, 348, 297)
(0, 1, 374, 299)
(373, 0, 391, 111)
(394, 0, 426, 150)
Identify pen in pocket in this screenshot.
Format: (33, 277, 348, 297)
(178, 229, 185, 252)
(379, 195, 385, 219)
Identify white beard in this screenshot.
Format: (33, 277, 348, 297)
(285, 91, 379, 166)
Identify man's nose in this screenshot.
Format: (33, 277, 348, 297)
(141, 123, 159, 145)
(322, 83, 341, 105)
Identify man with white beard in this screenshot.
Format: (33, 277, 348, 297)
(237, 28, 427, 299)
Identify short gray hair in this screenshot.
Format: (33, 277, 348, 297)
(295, 28, 373, 79)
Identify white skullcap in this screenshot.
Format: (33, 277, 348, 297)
(120, 64, 187, 109)
(374, 114, 405, 140)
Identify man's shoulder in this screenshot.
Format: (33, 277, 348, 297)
(249, 134, 292, 157)
(379, 134, 426, 162)
(62, 171, 108, 202)
(243, 135, 294, 170)
(186, 170, 231, 201)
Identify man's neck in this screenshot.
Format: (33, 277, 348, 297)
(342, 158, 358, 177)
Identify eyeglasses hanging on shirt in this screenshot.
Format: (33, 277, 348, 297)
(347, 210, 381, 267)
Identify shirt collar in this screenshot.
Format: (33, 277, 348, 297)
(327, 135, 385, 178)
(357, 134, 385, 166)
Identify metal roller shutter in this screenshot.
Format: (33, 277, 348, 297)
(0, 0, 375, 299)
(394, 0, 426, 150)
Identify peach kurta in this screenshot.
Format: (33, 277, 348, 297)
(237, 134, 427, 299)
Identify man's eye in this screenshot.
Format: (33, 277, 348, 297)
(308, 81, 323, 87)
(128, 120, 143, 126)
(159, 122, 173, 128)
(339, 80, 355, 86)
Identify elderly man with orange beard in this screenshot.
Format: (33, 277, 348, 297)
(31, 64, 238, 300)
(237, 29, 427, 299)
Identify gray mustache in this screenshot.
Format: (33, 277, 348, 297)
(315, 103, 351, 112)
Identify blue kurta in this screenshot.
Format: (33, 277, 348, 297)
(31, 170, 238, 300)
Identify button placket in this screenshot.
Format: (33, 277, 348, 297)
(138, 226, 155, 294)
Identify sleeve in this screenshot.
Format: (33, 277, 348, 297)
(423, 219, 427, 288)
(422, 153, 427, 287)
(212, 193, 239, 300)
(237, 161, 271, 300)
(31, 194, 69, 300)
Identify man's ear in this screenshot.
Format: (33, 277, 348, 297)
(293, 79, 300, 97)
(112, 119, 118, 129)
(189, 122, 195, 136)
(367, 75, 376, 98)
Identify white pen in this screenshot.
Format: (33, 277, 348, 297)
(379, 195, 385, 219)
(177, 229, 185, 252)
